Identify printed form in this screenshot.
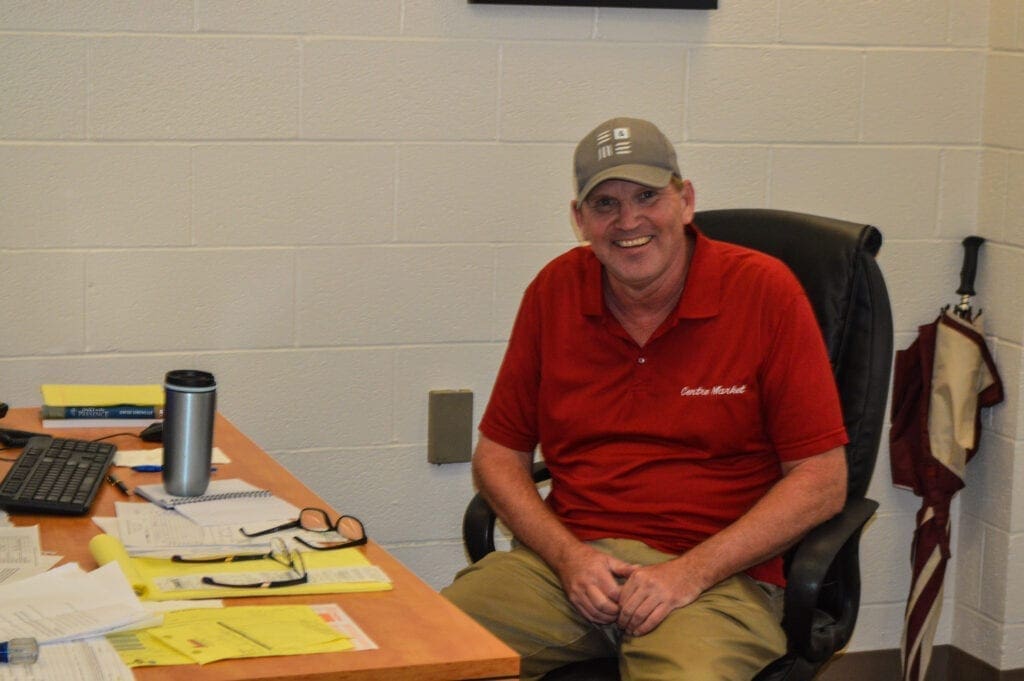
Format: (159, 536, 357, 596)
(0, 525, 61, 585)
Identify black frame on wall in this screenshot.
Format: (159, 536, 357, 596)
(469, 1, 717, 8)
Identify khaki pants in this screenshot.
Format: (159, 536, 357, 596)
(441, 539, 787, 681)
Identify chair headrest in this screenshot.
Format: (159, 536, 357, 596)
(694, 209, 893, 500)
(695, 208, 881, 366)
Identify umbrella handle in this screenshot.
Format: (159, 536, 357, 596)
(956, 236, 984, 297)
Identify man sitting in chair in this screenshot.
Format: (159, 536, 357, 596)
(442, 117, 848, 681)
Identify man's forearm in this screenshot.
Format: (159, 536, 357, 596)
(615, 447, 848, 636)
(472, 435, 585, 572)
(473, 434, 638, 624)
(675, 447, 847, 592)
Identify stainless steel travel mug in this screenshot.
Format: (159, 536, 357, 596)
(162, 369, 216, 496)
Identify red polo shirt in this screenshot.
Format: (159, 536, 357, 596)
(479, 224, 847, 585)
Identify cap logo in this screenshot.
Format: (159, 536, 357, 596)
(574, 118, 678, 202)
(595, 126, 633, 161)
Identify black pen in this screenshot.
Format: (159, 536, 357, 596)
(106, 473, 131, 496)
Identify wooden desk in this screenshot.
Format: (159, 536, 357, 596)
(0, 408, 518, 681)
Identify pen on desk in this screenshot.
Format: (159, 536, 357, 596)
(106, 473, 131, 496)
(131, 465, 217, 473)
(0, 638, 38, 665)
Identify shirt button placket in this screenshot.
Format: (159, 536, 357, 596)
(632, 354, 650, 392)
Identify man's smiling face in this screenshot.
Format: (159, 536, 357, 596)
(572, 178, 695, 297)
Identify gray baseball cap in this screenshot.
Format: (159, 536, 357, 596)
(573, 117, 680, 203)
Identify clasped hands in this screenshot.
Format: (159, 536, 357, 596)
(558, 544, 705, 637)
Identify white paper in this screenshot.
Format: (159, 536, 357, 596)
(175, 494, 299, 528)
(310, 603, 378, 651)
(0, 526, 41, 564)
(105, 599, 227, 635)
(0, 637, 133, 681)
(114, 502, 270, 555)
(141, 598, 223, 614)
(152, 564, 390, 592)
(0, 562, 148, 643)
(0, 555, 62, 587)
(112, 503, 349, 558)
(0, 526, 62, 586)
(133, 478, 301, 528)
(91, 516, 119, 537)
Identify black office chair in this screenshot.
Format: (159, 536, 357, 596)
(462, 209, 894, 681)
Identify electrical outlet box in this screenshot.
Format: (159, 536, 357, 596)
(427, 390, 473, 464)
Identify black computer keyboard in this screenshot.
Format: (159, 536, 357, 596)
(0, 435, 117, 514)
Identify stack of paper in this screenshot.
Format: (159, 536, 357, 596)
(106, 603, 376, 668)
(116, 605, 353, 666)
(90, 532, 392, 601)
(111, 502, 270, 556)
(96, 480, 392, 602)
(104, 480, 303, 559)
(2, 638, 134, 681)
(0, 525, 62, 585)
(0, 562, 149, 643)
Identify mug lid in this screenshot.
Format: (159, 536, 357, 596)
(165, 370, 216, 389)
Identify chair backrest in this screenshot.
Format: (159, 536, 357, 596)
(695, 209, 893, 500)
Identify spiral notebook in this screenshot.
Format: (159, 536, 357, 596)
(134, 479, 268, 508)
(134, 479, 301, 527)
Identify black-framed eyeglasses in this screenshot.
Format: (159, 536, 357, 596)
(171, 537, 308, 589)
(240, 507, 367, 551)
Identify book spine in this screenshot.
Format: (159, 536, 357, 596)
(40, 405, 165, 419)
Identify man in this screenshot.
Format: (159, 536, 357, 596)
(442, 117, 848, 681)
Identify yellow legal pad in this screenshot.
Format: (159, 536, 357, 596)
(90, 535, 392, 601)
(107, 605, 353, 667)
(41, 383, 164, 407)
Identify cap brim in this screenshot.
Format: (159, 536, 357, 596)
(576, 165, 675, 203)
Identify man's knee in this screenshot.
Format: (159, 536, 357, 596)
(618, 576, 786, 681)
(441, 549, 549, 619)
(442, 550, 616, 678)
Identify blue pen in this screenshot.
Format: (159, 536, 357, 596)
(0, 638, 38, 664)
(132, 465, 217, 472)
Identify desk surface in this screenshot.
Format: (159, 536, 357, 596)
(0, 408, 518, 681)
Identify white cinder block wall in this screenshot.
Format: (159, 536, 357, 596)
(952, 0, 1024, 670)
(1, 0, 1021, 670)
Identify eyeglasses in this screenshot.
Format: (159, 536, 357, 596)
(171, 537, 308, 589)
(240, 507, 368, 551)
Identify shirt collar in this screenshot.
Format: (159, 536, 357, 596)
(676, 222, 721, 319)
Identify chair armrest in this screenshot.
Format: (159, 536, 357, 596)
(463, 492, 497, 564)
(462, 462, 551, 564)
(782, 496, 878, 662)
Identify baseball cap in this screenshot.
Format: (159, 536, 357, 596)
(573, 117, 680, 203)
